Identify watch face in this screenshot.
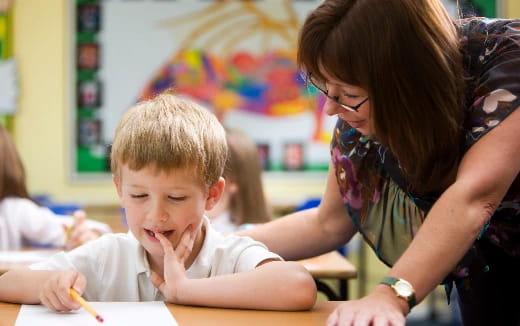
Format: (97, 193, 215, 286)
(395, 281, 413, 297)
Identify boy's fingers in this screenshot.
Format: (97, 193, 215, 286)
(46, 277, 71, 312)
(181, 231, 196, 262)
(72, 272, 87, 295)
(52, 271, 80, 309)
(175, 226, 195, 262)
(149, 272, 165, 291)
(155, 232, 175, 258)
(60, 271, 81, 309)
(42, 292, 63, 311)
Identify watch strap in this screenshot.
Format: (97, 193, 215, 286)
(380, 276, 417, 310)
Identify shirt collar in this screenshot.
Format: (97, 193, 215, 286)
(127, 230, 151, 276)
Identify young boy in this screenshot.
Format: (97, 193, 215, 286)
(0, 94, 317, 311)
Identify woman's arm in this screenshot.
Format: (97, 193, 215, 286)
(382, 107, 520, 308)
(237, 163, 357, 260)
(327, 108, 520, 325)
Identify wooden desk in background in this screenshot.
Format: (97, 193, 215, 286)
(0, 301, 341, 326)
(298, 251, 356, 300)
(0, 250, 60, 276)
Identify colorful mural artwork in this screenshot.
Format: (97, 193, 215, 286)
(0, 0, 17, 121)
(74, 0, 332, 174)
(138, 0, 328, 143)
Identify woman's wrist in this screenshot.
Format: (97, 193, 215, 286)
(374, 284, 411, 315)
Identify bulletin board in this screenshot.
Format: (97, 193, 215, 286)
(71, 0, 336, 179)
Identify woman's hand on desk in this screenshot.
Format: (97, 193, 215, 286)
(326, 286, 407, 326)
(39, 270, 86, 312)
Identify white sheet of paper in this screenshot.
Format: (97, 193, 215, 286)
(0, 250, 60, 263)
(15, 301, 178, 326)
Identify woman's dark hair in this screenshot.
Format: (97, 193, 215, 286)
(298, 0, 466, 195)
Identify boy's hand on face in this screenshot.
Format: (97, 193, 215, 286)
(149, 226, 196, 302)
(39, 270, 86, 312)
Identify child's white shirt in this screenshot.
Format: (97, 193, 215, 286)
(30, 216, 281, 301)
(0, 198, 110, 250)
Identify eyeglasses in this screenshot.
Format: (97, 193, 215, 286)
(306, 73, 368, 112)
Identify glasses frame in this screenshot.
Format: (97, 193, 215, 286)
(306, 72, 368, 112)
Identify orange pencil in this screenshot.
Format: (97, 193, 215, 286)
(63, 218, 78, 244)
(69, 288, 104, 323)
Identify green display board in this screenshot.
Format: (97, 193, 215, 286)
(465, 0, 497, 17)
(72, 0, 332, 176)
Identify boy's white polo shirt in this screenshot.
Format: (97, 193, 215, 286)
(30, 217, 281, 301)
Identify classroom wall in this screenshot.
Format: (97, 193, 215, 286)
(11, 0, 326, 206)
(504, 0, 520, 17)
(12, 0, 119, 205)
(10, 0, 519, 206)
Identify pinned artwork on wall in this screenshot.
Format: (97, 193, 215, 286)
(0, 2, 17, 116)
(78, 119, 102, 147)
(78, 80, 102, 108)
(283, 142, 305, 171)
(256, 143, 270, 171)
(72, 0, 336, 176)
(77, 4, 100, 33)
(77, 43, 99, 71)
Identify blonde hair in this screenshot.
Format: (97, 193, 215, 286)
(110, 93, 228, 188)
(224, 127, 271, 225)
(0, 125, 31, 200)
(298, 0, 465, 194)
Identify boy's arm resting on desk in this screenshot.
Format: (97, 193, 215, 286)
(0, 269, 48, 303)
(156, 259, 317, 311)
(151, 232, 317, 311)
(0, 269, 61, 303)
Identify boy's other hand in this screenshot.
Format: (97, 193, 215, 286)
(149, 226, 196, 302)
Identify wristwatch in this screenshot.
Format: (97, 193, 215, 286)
(380, 276, 416, 310)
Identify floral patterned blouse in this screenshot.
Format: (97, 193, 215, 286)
(330, 18, 520, 301)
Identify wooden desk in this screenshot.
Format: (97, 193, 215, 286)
(0, 250, 60, 275)
(298, 251, 356, 300)
(0, 301, 341, 326)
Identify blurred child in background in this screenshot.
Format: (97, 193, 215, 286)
(206, 127, 272, 233)
(0, 125, 111, 250)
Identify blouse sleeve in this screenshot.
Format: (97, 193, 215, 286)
(464, 19, 520, 147)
